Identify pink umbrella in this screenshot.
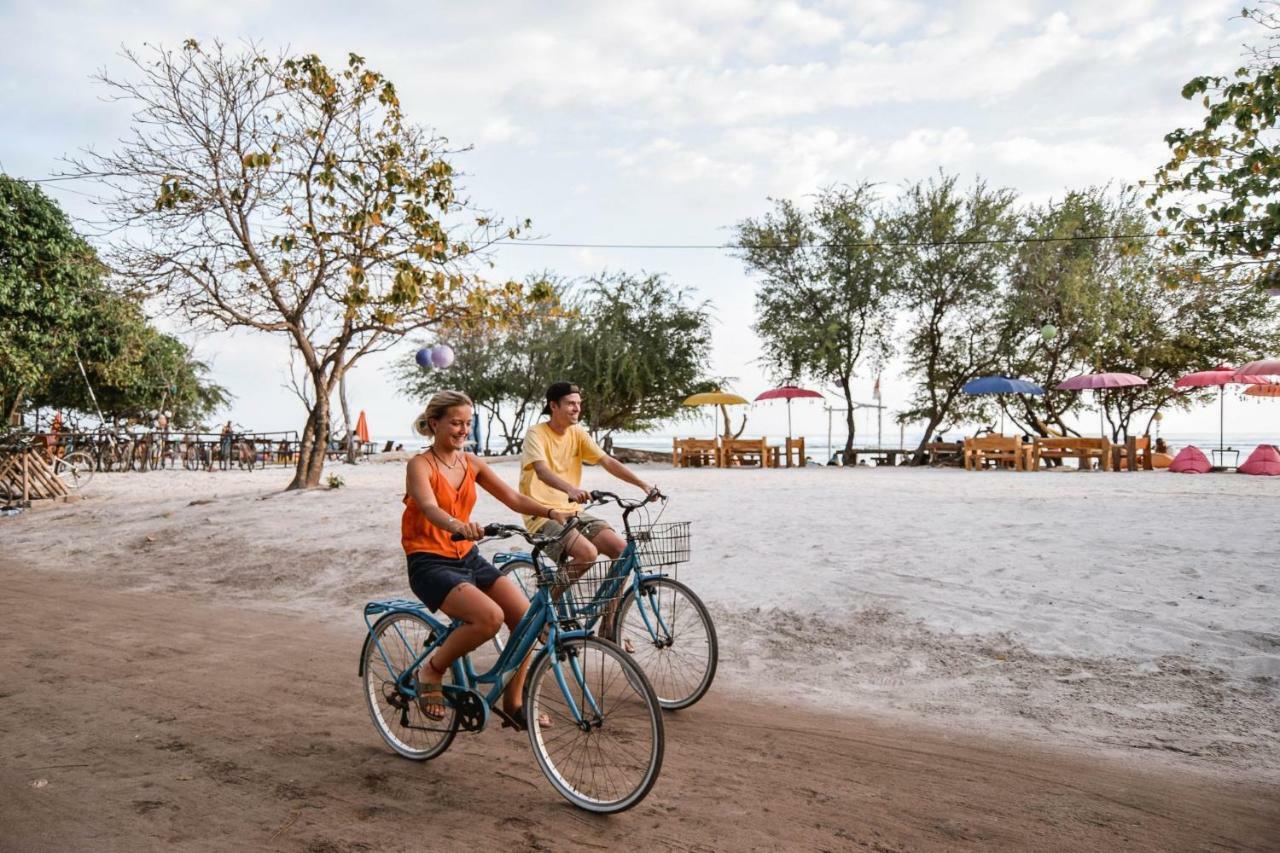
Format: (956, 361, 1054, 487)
(754, 386, 823, 437)
(1055, 372, 1148, 437)
(1173, 366, 1273, 456)
(1234, 358, 1280, 377)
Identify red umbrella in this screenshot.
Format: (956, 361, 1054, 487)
(354, 410, 371, 445)
(1173, 366, 1273, 456)
(754, 386, 823, 437)
(1055, 372, 1148, 437)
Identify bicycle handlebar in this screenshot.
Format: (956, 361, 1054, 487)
(449, 517, 583, 548)
(587, 488, 666, 508)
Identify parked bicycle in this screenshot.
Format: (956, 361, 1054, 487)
(494, 490, 717, 711)
(360, 520, 665, 813)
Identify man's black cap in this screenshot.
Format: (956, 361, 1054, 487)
(542, 381, 580, 416)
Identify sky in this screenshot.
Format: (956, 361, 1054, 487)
(3, 0, 1276, 443)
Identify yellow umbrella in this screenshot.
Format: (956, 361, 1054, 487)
(682, 391, 749, 438)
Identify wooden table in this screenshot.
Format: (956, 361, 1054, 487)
(838, 447, 912, 466)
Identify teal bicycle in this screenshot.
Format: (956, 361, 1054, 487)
(494, 490, 718, 711)
(359, 521, 665, 813)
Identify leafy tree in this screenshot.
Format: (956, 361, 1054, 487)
(395, 278, 574, 454)
(0, 176, 104, 423)
(76, 41, 535, 488)
(1148, 5, 1280, 290)
(569, 272, 716, 439)
(736, 184, 895, 456)
(883, 174, 1019, 460)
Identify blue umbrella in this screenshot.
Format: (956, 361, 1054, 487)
(962, 376, 1046, 434)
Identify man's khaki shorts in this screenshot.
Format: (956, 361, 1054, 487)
(539, 512, 612, 562)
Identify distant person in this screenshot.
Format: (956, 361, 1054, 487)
(394, 443, 404, 452)
(1155, 437, 1169, 455)
(219, 421, 233, 471)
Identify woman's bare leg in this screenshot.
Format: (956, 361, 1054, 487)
(418, 583, 504, 713)
(483, 575, 537, 714)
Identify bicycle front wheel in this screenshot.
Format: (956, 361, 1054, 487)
(525, 636, 663, 813)
(58, 451, 95, 489)
(361, 611, 459, 761)
(613, 577, 718, 710)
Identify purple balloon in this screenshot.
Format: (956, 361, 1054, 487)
(415, 347, 433, 368)
(430, 344, 455, 369)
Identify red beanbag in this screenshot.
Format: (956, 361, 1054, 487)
(1168, 445, 1212, 474)
(1238, 444, 1280, 475)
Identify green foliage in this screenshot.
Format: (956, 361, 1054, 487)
(0, 176, 104, 419)
(326, 473, 345, 489)
(884, 174, 1020, 449)
(395, 278, 574, 453)
(0, 175, 226, 426)
(570, 272, 716, 437)
(736, 184, 895, 452)
(1148, 6, 1280, 289)
(394, 272, 716, 446)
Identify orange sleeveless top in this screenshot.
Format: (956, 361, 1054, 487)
(401, 454, 477, 559)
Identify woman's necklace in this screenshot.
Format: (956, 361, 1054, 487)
(430, 446, 462, 470)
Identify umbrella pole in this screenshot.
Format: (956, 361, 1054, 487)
(787, 398, 793, 439)
(1220, 386, 1225, 454)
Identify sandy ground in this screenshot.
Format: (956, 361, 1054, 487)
(1, 460, 1278, 850)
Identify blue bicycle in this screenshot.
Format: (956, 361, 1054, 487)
(494, 490, 718, 711)
(359, 521, 664, 813)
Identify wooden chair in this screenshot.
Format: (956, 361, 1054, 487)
(722, 437, 770, 468)
(771, 436, 805, 468)
(1032, 437, 1113, 471)
(672, 437, 720, 468)
(1111, 436, 1154, 471)
(924, 441, 963, 467)
(963, 435, 1032, 471)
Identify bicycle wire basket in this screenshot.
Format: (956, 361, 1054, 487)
(631, 521, 691, 569)
(546, 557, 631, 622)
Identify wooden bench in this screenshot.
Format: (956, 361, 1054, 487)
(1033, 437, 1113, 471)
(924, 441, 963, 466)
(722, 437, 770, 468)
(768, 436, 806, 468)
(1111, 436, 1154, 472)
(963, 435, 1033, 471)
(672, 437, 720, 468)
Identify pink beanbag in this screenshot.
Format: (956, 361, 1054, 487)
(1238, 444, 1280, 476)
(1168, 445, 1212, 474)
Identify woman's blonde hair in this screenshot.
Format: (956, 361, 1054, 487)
(413, 390, 474, 437)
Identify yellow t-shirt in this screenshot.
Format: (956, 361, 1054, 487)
(519, 422, 605, 531)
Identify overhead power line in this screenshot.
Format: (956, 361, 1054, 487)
(493, 233, 1166, 251)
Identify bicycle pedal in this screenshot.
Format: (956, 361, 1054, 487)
(442, 685, 488, 732)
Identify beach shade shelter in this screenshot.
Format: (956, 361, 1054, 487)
(754, 386, 823, 437)
(1168, 445, 1213, 474)
(682, 391, 750, 439)
(1238, 444, 1280, 475)
(1055, 372, 1147, 437)
(961, 376, 1045, 435)
(354, 410, 371, 446)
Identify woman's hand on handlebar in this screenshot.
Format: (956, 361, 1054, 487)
(452, 520, 486, 540)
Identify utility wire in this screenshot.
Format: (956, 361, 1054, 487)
(494, 233, 1166, 250)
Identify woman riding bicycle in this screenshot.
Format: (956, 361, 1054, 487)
(403, 390, 573, 729)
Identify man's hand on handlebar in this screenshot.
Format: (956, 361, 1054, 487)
(565, 486, 592, 504)
(644, 484, 664, 502)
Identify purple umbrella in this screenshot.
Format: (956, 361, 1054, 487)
(1055, 372, 1148, 437)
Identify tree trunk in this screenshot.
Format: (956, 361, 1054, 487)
(5, 386, 24, 426)
(910, 413, 946, 465)
(339, 372, 356, 465)
(288, 379, 330, 490)
(839, 376, 856, 458)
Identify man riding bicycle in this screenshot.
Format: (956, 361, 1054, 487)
(519, 382, 659, 622)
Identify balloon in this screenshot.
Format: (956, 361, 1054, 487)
(430, 344, 455, 369)
(415, 347, 433, 368)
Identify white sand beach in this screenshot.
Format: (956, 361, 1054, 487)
(4, 461, 1276, 781)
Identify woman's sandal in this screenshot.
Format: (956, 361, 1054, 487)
(499, 705, 553, 732)
(415, 658, 448, 721)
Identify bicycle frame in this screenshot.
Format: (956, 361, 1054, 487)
(362, 562, 603, 729)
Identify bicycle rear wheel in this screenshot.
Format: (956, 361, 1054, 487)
(361, 611, 459, 760)
(525, 636, 663, 813)
(613, 577, 717, 710)
(58, 451, 95, 489)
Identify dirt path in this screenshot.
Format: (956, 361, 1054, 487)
(1, 566, 1275, 852)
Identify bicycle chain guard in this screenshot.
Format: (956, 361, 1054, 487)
(443, 685, 488, 732)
